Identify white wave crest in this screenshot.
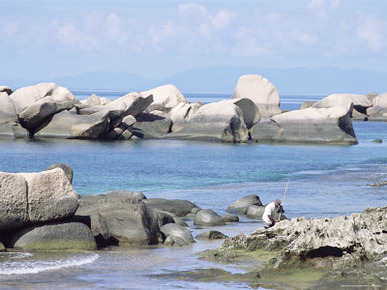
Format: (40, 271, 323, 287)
(0, 253, 100, 276)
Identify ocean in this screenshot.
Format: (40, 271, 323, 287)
(0, 92, 386, 289)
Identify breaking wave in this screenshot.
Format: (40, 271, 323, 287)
(0, 252, 99, 276)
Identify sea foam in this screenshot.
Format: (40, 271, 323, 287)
(0, 253, 99, 276)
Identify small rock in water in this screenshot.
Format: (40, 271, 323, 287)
(368, 181, 387, 187)
(196, 230, 228, 240)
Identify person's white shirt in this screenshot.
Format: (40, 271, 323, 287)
(262, 201, 279, 227)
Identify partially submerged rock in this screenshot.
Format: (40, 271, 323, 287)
(5, 221, 96, 251)
(251, 106, 358, 144)
(160, 223, 194, 246)
(196, 230, 228, 240)
(76, 193, 160, 246)
(141, 198, 200, 217)
(227, 195, 263, 215)
(194, 209, 225, 226)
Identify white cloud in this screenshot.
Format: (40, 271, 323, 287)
(306, 0, 340, 18)
(56, 22, 99, 51)
(357, 14, 386, 53)
(106, 13, 127, 44)
(3, 21, 19, 36)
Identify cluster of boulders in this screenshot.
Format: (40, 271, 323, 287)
(0, 165, 275, 251)
(2, 74, 385, 144)
(211, 207, 386, 272)
(302, 92, 387, 121)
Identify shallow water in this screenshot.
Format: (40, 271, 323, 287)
(0, 94, 386, 289)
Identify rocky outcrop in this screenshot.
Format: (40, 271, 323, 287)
(9, 83, 80, 133)
(251, 106, 358, 144)
(0, 168, 79, 230)
(219, 207, 387, 269)
(5, 222, 96, 251)
(9, 83, 79, 114)
(312, 93, 372, 120)
(231, 74, 281, 117)
(4, 79, 381, 144)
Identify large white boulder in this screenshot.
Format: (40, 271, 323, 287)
(0, 92, 27, 138)
(168, 102, 203, 132)
(78, 93, 153, 120)
(142, 84, 187, 112)
(0, 92, 18, 123)
(231, 74, 281, 117)
(312, 94, 371, 109)
(34, 109, 111, 139)
(9, 83, 79, 114)
(9, 83, 80, 133)
(312, 93, 372, 119)
(251, 106, 358, 144)
(167, 100, 249, 142)
(367, 93, 387, 121)
(0, 168, 79, 230)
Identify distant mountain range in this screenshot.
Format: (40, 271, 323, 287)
(3, 66, 387, 96)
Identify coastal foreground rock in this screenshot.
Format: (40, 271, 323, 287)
(0, 168, 79, 230)
(203, 207, 387, 286)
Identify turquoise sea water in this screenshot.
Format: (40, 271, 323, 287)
(0, 93, 386, 289)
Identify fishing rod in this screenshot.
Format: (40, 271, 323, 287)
(278, 179, 289, 220)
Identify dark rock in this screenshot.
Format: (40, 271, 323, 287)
(76, 195, 160, 246)
(131, 111, 172, 139)
(221, 214, 239, 222)
(372, 139, 382, 143)
(196, 230, 228, 240)
(141, 198, 200, 217)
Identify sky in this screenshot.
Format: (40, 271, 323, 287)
(1, 0, 387, 87)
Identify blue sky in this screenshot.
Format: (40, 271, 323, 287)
(1, 0, 387, 84)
